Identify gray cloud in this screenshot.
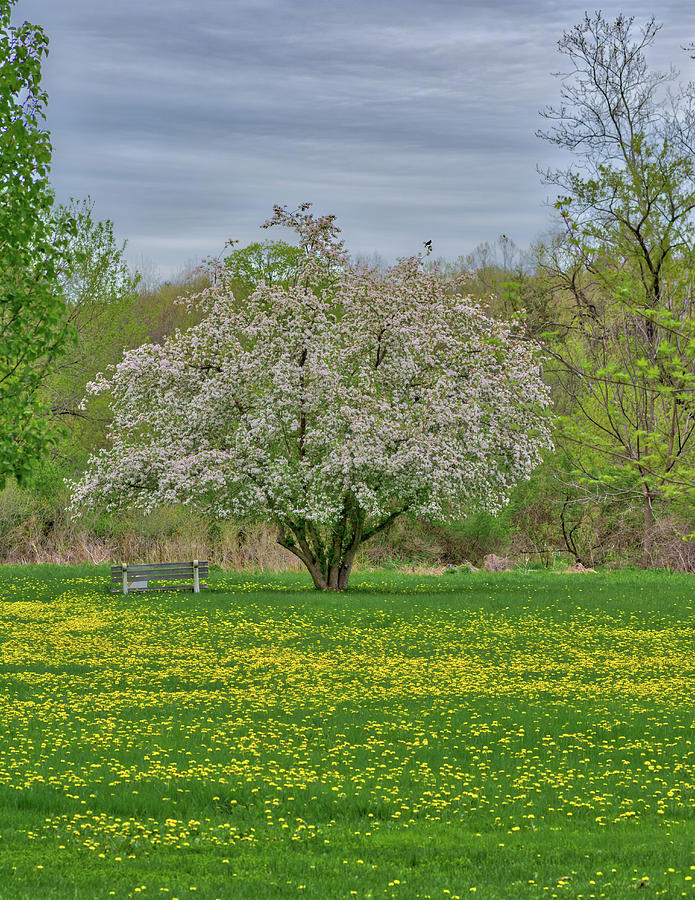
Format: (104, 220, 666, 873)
(16, 0, 695, 276)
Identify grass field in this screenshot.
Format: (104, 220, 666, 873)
(0, 566, 694, 898)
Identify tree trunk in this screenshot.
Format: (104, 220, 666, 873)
(642, 482, 654, 526)
(275, 510, 367, 591)
(280, 550, 357, 591)
(641, 481, 656, 558)
(276, 525, 357, 591)
(275, 505, 404, 591)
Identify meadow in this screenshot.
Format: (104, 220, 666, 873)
(0, 566, 693, 899)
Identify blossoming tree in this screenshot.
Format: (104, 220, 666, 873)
(70, 205, 552, 590)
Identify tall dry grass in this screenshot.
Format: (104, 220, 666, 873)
(0, 483, 302, 569)
(4, 477, 695, 572)
(1, 515, 302, 570)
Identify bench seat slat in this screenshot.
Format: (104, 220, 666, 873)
(110, 567, 209, 579)
(110, 564, 209, 574)
(111, 561, 208, 573)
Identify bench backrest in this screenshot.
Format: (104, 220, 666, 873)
(111, 561, 209, 594)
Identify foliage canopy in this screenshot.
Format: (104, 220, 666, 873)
(537, 12, 695, 534)
(0, 0, 74, 483)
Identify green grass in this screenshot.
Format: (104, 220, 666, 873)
(0, 565, 694, 898)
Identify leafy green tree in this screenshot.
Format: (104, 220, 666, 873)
(224, 240, 302, 298)
(43, 199, 142, 472)
(537, 12, 695, 536)
(0, 0, 74, 483)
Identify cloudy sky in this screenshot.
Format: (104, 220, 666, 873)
(17, 0, 695, 278)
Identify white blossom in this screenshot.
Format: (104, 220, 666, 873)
(70, 205, 552, 590)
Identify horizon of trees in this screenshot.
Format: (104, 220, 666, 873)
(6, 8, 695, 570)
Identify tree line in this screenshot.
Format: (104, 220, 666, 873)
(4, 4, 695, 576)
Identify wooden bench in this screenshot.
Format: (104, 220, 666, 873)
(111, 560, 209, 595)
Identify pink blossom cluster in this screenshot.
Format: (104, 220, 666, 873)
(70, 205, 552, 545)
